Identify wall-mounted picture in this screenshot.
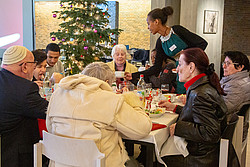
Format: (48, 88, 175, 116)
(203, 10, 219, 34)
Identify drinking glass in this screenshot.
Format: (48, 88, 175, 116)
(145, 83, 152, 90)
(161, 84, 169, 94)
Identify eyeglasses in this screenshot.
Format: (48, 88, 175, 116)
(19, 61, 38, 66)
(222, 61, 239, 67)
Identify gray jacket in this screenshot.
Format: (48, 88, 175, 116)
(220, 70, 250, 116)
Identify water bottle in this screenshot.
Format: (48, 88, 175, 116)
(111, 82, 117, 93)
(43, 72, 52, 100)
(137, 74, 146, 102)
(43, 72, 50, 88)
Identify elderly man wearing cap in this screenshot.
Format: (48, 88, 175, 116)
(0, 45, 48, 167)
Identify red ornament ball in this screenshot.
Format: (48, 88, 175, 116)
(113, 43, 116, 45)
(81, 55, 83, 57)
(100, 36, 102, 38)
(83, 38, 86, 41)
(103, 13, 105, 15)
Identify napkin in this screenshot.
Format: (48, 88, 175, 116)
(174, 136, 189, 157)
(151, 123, 167, 131)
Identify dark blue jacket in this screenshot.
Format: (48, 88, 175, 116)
(0, 68, 48, 167)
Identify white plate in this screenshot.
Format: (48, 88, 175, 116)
(149, 113, 164, 118)
(148, 108, 165, 118)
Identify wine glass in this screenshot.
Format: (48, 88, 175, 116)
(161, 84, 169, 94)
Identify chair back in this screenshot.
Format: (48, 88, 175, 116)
(238, 104, 250, 141)
(219, 114, 240, 167)
(222, 114, 239, 141)
(34, 131, 105, 167)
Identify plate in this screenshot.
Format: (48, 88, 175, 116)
(147, 108, 165, 118)
(149, 113, 164, 118)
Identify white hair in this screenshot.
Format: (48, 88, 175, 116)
(111, 44, 130, 58)
(81, 62, 115, 86)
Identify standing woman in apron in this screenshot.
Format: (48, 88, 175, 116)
(125, 6, 208, 94)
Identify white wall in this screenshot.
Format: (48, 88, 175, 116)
(150, 0, 224, 75)
(180, 0, 225, 75)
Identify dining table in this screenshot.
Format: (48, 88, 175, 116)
(123, 111, 179, 167)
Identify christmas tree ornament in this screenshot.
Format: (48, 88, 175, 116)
(70, 38, 74, 41)
(94, 30, 97, 33)
(83, 38, 86, 41)
(100, 36, 102, 38)
(103, 12, 105, 15)
(91, 24, 94, 27)
(52, 37, 56, 41)
(84, 46, 88, 50)
(62, 38, 65, 42)
(53, 14, 57, 18)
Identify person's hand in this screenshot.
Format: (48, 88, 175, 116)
(158, 100, 176, 111)
(50, 72, 64, 84)
(124, 72, 132, 81)
(169, 123, 176, 136)
(179, 94, 186, 105)
(34, 80, 43, 88)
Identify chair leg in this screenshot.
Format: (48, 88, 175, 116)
(241, 143, 247, 167)
(34, 143, 43, 167)
(219, 139, 229, 167)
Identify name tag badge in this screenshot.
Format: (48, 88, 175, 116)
(169, 44, 177, 52)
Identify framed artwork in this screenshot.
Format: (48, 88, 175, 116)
(203, 10, 219, 34)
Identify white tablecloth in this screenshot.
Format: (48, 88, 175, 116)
(138, 112, 179, 167)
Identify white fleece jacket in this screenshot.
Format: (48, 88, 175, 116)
(46, 74, 152, 167)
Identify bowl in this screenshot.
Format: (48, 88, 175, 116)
(115, 71, 125, 78)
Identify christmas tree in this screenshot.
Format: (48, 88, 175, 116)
(50, 0, 122, 74)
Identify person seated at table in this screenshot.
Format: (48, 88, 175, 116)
(158, 48, 227, 167)
(149, 57, 177, 91)
(32, 49, 47, 87)
(0, 45, 48, 167)
(220, 51, 250, 141)
(145, 49, 157, 70)
(46, 62, 152, 167)
(32, 49, 63, 140)
(106, 44, 138, 87)
(32, 49, 64, 89)
(106, 44, 138, 73)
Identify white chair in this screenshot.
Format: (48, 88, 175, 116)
(237, 104, 250, 167)
(34, 131, 105, 167)
(219, 114, 239, 167)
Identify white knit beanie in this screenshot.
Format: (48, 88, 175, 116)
(2, 45, 27, 65)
